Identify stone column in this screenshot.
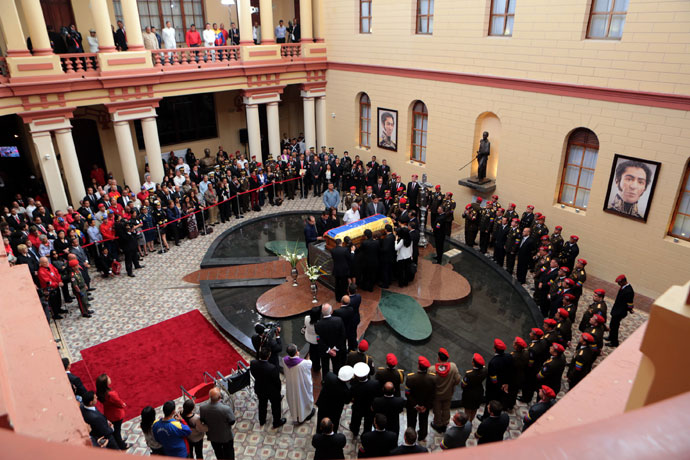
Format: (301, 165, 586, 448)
(112, 120, 142, 190)
(0, 1, 30, 56)
(259, 0, 275, 44)
(20, 0, 52, 56)
(89, 0, 116, 52)
(238, 0, 254, 45)
(245, 104, 262, 160)
(266, 101, 281, 158)
(54, 127, 86, 205)
(30, 131, 69, 211)
(315, 96, 327, 151)
(140, 117, 165, 183)
(120, 0, 144, 51)
(312, 0, 324, 42)
(299, 0, 313, 42)
(302, 95, 316, 152)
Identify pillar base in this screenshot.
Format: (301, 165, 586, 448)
(262, 39, 276, 45)
(314, 38, 325, 43)
(6, 49, 32, 57)
(31, 48, 53, 56)
(240, 40, 255, 45)
(97, 45, 117, 53)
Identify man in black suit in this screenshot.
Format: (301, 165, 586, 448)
(330, 238, 354, 303)
(365, 195, 385, 218)
(63, 357, 87, 399)
(372, 178, 386, 199)
(515, 227, 536, 284)
(317, 211, 331, 238)
(359, 229, 380, 292)
(249, 348, 287, 428)
(606, 274, 635, 347)
(409, 222, 420, 266)
(372, 382, 405, 436)
(114, 20, 127, 51)
(492, 216, 510, 267)
(432, 207, 449, 264)
(358, 413, 397, 458)
(475, 400, 509, 444)
(80, 391, 118, 449)
(312, 418, 346, 459)
(379, 225, 396, 289)
(349, 362, 381, 436)
(310, 157, 324, 197)
(406, 175, 420, 213)
(315, 303, 347, 376)
(251, 323, 282, 368)
(6, 208, 25, 231)
(334, 296, 357, 352)
(390, 428, 428, 455)
(347, 284, 362, 330)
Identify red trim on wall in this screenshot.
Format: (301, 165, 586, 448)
(328, 62, 690, 111)
(33, 118, 65, 126)
(18, 108, 74, 123)
(105, 98, 161, 113)
(248, 50, 279, 57)
(106, 57, 147, 66)
(117, 107, 154, 116)
(16, 63, 54, 71)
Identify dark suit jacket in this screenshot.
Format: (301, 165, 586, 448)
(517, 236, 536, 262)
(305, 223, 319, 245)
(611, 284, 634, 318)
(330, 246, 353, 277)
(7, 214, 25, 230)
(249, 359, 281, 398)
(114, 28, 127, 51)
(317, 218, 330, 238)
(390, 444, 428, 455)
(348, 294, 362, 325)
(373, 184, 386, 199)
(333, 305, 356, 340)
(407, 182, 420, 206)
(68, 372, 88, 398)
(366, 201, 385, 218)
(359, 430, 398, 458)
(493, 224, 510, 248)
(312, 432, 346, 459)
(350, 378, 382, 411)
(372, 395, 405, 433)
(380, 234, 396, 264)
(360, 238, 380, 269)
(314, 316, 347, 355)
(81, 405, 114, 438)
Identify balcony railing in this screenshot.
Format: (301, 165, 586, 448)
(59, 53, 99, 75)
(152, 46, 241, 68)
(281, 44, 301, 59)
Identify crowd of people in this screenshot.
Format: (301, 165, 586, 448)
(4, 130, 639, 456)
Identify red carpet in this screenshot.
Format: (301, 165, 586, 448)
(69, 310, 246, 420)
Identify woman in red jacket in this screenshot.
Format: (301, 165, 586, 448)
(96, 374, 129, 450)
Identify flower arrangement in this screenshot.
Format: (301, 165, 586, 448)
(280, 245, 304, 268)
(302, 262, 324, 282)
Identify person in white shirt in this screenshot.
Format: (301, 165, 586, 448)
(394, 227, 413, 287)
(162, 21, 176, 63)
(175, 158, 190, 175)
(202, 23, 216, 61)
(173, 169, 186, 188)
(142, 26, 159, 50)
(87, 29, 99, 53)
(142, 174, 156, 192)
(343, 203, 360, 225)
(253, 22, 261, 44)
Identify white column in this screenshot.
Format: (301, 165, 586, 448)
(20, 0, 52, 55)
(312, 0, 324, 42)
(259, 0, 275, 44)
(266, 102, 281, 158)
(299, 0, 313, 42)
(140, 117, 164, 183)
(0, 0, 29, 56)
(30, 131, 69, 211)
(54, 128, 86, 205)
(302, 96, 316, 152)
(120, 0, 144, 51)
(238, 0, 254, 45)
(245, 104, 262, 160)
(315, 96, 327, 151)
(89, 0, 116, 52)
(112, 120, 142, 191)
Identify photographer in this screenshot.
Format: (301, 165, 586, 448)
(251, 323, 283, 369)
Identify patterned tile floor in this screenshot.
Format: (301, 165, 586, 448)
(53, 195, 648, 458)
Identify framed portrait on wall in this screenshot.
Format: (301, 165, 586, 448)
(377, 108, 398, 152)
(603, 154, 661, 222)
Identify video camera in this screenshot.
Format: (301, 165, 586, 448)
(257, 321, 280, 349)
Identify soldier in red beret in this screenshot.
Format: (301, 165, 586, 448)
(550, 225, 564, 256)
(567, 333, 597, 389)
(535, 258, 559, 317)
(571, 258, 587, 303)
(478, 200, 496, 254)
(459, 353, 487, 422)
(480, 339, 513, 420)
(520, 328, 549, 404)
(519, 204, 535, 231)
(375, 353, 405, 397)
(505, 337, 529, 410)
(586, 314, 608, 354)
(559, 234, 580, 272)
(606, 275, 635, 347)
(537, 343, 567, 394)
(432, 348, 461, 433)
(69, 258, 93, 318)
(504, 202, 518, 222)
(462, 200, 480, 247)
(522, 385, 557, 431)
(555, 308, 573, 345)
(404, 356, 436, 441)
(548, 277, 575, 318)
(346, 339, 374, 375)
(542, 318, 560, 346)
(562, 292, 578, 319)
(579, 289, 608, 332)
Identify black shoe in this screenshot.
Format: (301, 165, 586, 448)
(128, 274, 135, 277)
(303, 408, 316, 423)
(87, 288, 96, 292)
(58, 308, 69, 314)
(82, 313, 92, 318)
(272, 418, 287, 428)
(135, 265, 145, 269)
(87, 309, 95, 314)
(65, 298, 75, 303)
(606, 341, 618, 347)
(52, 314, 64, 320)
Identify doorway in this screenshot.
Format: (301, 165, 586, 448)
(71, 118, 106, 189)
(40, 0, 76, 31)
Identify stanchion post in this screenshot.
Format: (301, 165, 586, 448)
(200, 207, 207, 235)
(156, 225, 167, 254)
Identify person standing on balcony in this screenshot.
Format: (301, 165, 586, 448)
(291, 18, 301, 42)
(219, 23, 229, 44)
(229, 22, 240, 45)
(114, 20, 127, 51)
(213, 23, 225, 46)
(151, 26, 162, 48)
(202, 23, 216, 61)
(162, 21, 177, 49)
(185, 24, 201, 48)
(275, 20, 287, 43)
(253, 21, 261, 44)
(143, 26, 159, 50)
(87, 29, 99, 53)
(68, 25, 84, 53)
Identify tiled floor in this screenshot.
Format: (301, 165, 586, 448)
(54, 195, 648, 458)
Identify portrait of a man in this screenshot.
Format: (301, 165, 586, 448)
(377, 108, 398, 151)
(604, 154, 661, 222)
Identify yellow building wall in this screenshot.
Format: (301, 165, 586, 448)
(323, 0, 690, 95)
(72, 0, 95, 35)
(324, 69, 690, 299)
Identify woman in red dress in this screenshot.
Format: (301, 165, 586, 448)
(96, 373, 129, 450)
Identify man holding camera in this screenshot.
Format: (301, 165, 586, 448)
(251, 323, 283, 369)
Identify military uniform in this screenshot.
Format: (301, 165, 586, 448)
(521, 338, 548, 403)
(567, 344, 596, 388)
(459, 365, 487, 411)
(478, 205, 496, 254)
(504, 225, 521, 275)
(550, 232, 564, 256)
(586, 323, 606, 355)
(519, 211, 535, 231)
(579, 300, 608, 332)
(346, 351, 374, 375)
(555, 317, 572, 344)
(559, 240, 580, 272)
(571, 266, 587, 302)
(405, 369, 436, 441)
(542, 327, 560, 347)
(70, 266, 91, 317)
(504, 207, 518, 223)
(484, 350, 513, 412)
(432, 359, 462, 429)
(343, 191, 360, 211)
(429, 190, 444, 230)
(441, 197, 456, 237)
(239, 174, 250, 213)
(285, 165, 297, 199)
(531, 222, 549, 240)
(609, 194, 642, 218)
(462, 205, 479, 247)
(506, 347, 529, 410)
(536, 353, 566, 394)
(375, 366, 405, 397)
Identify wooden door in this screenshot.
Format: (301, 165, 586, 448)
(40, 0, 76, 32)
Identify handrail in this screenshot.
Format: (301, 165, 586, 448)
(151, 45, 241, 67)
(59, 53, 99, 75)
(280, 43, 301, 59)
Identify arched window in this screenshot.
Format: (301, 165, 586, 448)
(411, 101, 428, 163)
(669, 163, 690, 241)
(558, 128, 599, 209)
(359, 93, 371, 149)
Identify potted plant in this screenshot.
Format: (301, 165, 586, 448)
(303, 262, 324, 303)
(280, 245, 304, 286)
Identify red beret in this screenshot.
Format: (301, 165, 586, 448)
(435, 185, 441, 190)
(465, 204, 472, 210)
(541, 235, 549, 240)
(412, 174, 418, 178)
(494, 339, 507, 351)
(552, 343, 565, 353)
(539, 246, 548, 252)
(594, 314, 605, 323)
(615, 274, 626, 283)
(532, 327, 544, 337)
(486, 200, 493, 206)
(358, 339, 369, 352)
(512, 218, 519, 223)
(577, 258, 587, 265)
(510, 203, 516, 208)
(68, 259, 80, 267)
(418, 356, 430, 369)
(476, 197, 483, 202)
(386, 353, 398, 366)
(582, 333, 595, 343)
(538, 215, 546, 221)
(514, 336, 527, 348)
(366, 185, 372, 189)
(498, 208, 505, 213)
(350, 186, 356, 191)
(527, 205, 534, 210)
(397, 185, 404, 191)
(399, 197, 407, 205)
(541, 385, 556, 398)
(98, 203, 105, 208)
(438, 347, 449, 358)
(594, 289, 606, 296)
(544, 318, 557, 326)
(447, 192, 453, 198)
(560, 267, 570, 273)
(534, 212, 542, 218)
(570, 235, 579, 241)
(492, 195, 499, 200)
(555, 225, 562, 231)
(392, 173, 397, 177)
(564, 278, 575, 286)
(472, 353, 485, 366)
(558, 308, 569, 318)
(563, 293, 576, 301)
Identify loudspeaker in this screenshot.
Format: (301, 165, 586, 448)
(239, 128, 248, 144)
